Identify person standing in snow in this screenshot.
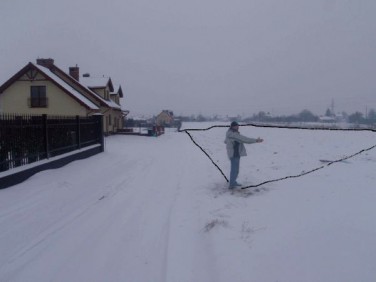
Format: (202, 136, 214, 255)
(224, 121, 263, 189)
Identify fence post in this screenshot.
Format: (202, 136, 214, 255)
(76, 115, 81, 149)
(95, 114, 104, 152)
(43, 114, 50, 158)
(0, 114, 9, 172)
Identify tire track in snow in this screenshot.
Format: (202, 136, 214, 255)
(163, 135, 222, 282)
(0, 138, 156, 281)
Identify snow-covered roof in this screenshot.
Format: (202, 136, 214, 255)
(78, 76, 121, 109)
(106, 98, 121, 108)
(81, 83, 121, 110)
(80, 76, 111, 89)
(33, 63, 99, 110)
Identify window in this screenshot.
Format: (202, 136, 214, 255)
(30, 86, 47, 107)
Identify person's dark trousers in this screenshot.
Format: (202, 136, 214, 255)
(229, 157, 240, 188)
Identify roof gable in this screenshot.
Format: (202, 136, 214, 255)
(117, 85, 124, 98)
(0, 62, 34, 93)
(33, 64, 99, 110)
(0, 62, 99, 110)
(110, 85, 124, 98)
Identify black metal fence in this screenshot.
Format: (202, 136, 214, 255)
(0, 114, 103, 172)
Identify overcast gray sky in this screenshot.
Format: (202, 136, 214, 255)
(1, 0, 376, 116)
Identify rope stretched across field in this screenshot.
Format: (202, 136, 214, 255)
(184, 130, 229, 182)
(180, 124, 376, 190)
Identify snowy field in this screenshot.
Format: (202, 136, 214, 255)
(1, 122, 376, 282)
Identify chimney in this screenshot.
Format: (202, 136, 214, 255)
(69, 65, 80, 81)
(36, 58, 54, 69)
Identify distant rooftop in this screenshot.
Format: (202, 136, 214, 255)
(80, 76, 111, 88)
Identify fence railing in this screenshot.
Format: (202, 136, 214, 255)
(0, 114, 103, 172)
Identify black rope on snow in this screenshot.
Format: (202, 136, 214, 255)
(241, 143, 376, 189)
(180, 123, 376, 133)
(179, 125, 229, 132)
(184, 131, 229, 183)
(241, 165, 326, 189)
(179, 124, 376, 190)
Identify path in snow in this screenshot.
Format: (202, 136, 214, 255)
(0, 132, 222, 282)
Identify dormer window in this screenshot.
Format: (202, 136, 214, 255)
(29, 86, 48, 107)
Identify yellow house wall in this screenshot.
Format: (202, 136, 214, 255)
(99, 108, 123, 134)
(100, 107, 111, 134)
(92, 88, 108, 100)
(156, 112, 173, 125)
(111, 109, 123, 132)
(93, 88, 122, 134)
(0, 76, 89, 116)
(106, 109, 114, 134)
(110, 95, 120, 105)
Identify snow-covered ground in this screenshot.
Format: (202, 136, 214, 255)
(1, 122, 376, 282)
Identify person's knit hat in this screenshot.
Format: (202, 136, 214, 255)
(230, 121, 239, 127)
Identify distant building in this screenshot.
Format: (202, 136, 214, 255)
(319, 116, 336, 123)
(156, 110, 174, 126)
(319, 112, 346, 123)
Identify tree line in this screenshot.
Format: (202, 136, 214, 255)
(176, 108, 376, 125)
(245, 108, 376, 124)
